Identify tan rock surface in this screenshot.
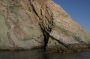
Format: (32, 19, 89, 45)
(0, 0, 90, 52)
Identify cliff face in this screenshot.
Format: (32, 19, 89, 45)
(0, 0, 90, 52)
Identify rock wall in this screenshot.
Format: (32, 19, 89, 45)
(0, 0, 90, 52)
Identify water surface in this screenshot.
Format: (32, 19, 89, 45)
(0, 49, 90, 59)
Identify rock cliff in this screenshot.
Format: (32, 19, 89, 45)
(0, 0, 90, 53)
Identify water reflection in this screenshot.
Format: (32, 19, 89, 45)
(0, 49, 49, 59)
(0, 49, 90, 59)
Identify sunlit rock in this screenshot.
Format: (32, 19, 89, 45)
(0, 0, 90, 52)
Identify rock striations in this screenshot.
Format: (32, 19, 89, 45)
(0, 0, 90, 53)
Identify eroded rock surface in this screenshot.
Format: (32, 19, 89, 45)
(0, 0, 90, 52)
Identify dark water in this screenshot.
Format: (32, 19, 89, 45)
(0, 49, 90, 59)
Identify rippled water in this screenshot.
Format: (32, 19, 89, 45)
(0, 49, 90, 59)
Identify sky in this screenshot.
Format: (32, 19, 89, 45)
(53, 0, 90, 33)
